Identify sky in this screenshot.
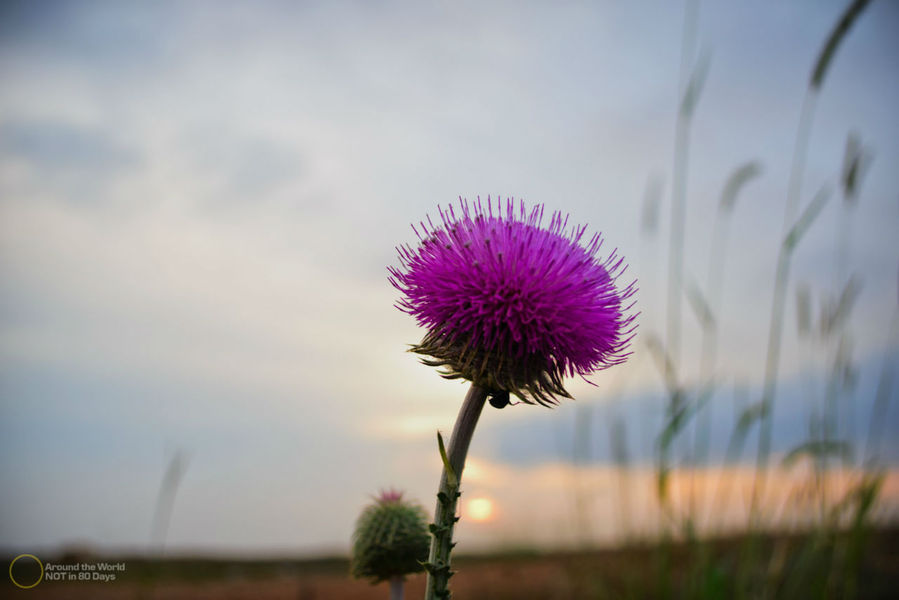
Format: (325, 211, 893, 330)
(1, 0, 898, 556)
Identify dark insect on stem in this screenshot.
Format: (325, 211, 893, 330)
(488, 390, 510, 409)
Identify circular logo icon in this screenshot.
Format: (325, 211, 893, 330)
(9, 554, 43, 589)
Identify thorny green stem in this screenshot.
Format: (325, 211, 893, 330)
(423, 384, 488, 600)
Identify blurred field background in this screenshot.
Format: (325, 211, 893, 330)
(1, 0, 898, 598)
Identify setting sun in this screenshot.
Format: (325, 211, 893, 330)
(466, 497, 495, 522)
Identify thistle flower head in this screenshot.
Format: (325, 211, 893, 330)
(377, 488, 405, 503)
(351, 489, 430, 583)
(389, 196, 636, 406)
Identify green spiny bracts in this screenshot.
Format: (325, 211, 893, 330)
(412, 329, 571, 407)
(351, 490, 430, 584)
(422, 483, 461, 598)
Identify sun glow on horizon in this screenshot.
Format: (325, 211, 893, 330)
(466, 497, 495, 522)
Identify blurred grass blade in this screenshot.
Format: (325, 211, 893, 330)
(645, 334, 679, 396)
(610, 414, 630, 468)
(737, 401, 766, 434)
(841, 131, 872, 203)
(782, 439, 854, 468)
(684, 276, 716, 331)
(785, 187, 831, 251)
(150, 449, 190, 550)
(820, 275, 862, 335)
(796, 284, 812, 337)
(658, 396, 689, 453)
(680, 49, 711, 117)
(865, 313, 899, 464)
(641, 173, 664, 236)
(810, 0, 873, 90)
(720, 161, 762, 212)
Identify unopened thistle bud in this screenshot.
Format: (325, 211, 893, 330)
(351, 490, 430, 584)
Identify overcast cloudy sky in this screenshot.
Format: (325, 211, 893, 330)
(1, 0, 897, 555)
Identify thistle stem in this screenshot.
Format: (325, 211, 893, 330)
(424, 383, 488, 600)
(390, 575, 404, 600)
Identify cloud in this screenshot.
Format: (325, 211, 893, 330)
(1, 0, 897, 554)
(447, 457, 899, 550)
(0, 119, 140, 172)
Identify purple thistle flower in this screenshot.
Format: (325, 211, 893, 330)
(389, 197, 637, 406)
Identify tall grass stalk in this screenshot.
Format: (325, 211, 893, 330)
(864, 307, 899, 466)
(571, 403, 595, 547)
(752, 0, 872, 524)
(150, 450, 189, 552)
(144, 449, 189, 600)
(656, 0, 705, 536)
(666, 0, 702, 371)
(752, 188, 831, 520)
(692, 162, 761, 523)
(608, 411, 634, 542)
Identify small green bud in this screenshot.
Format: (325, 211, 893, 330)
(351, 489, 430, 584)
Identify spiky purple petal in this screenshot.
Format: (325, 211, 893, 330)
(389, 197, 636, 405)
